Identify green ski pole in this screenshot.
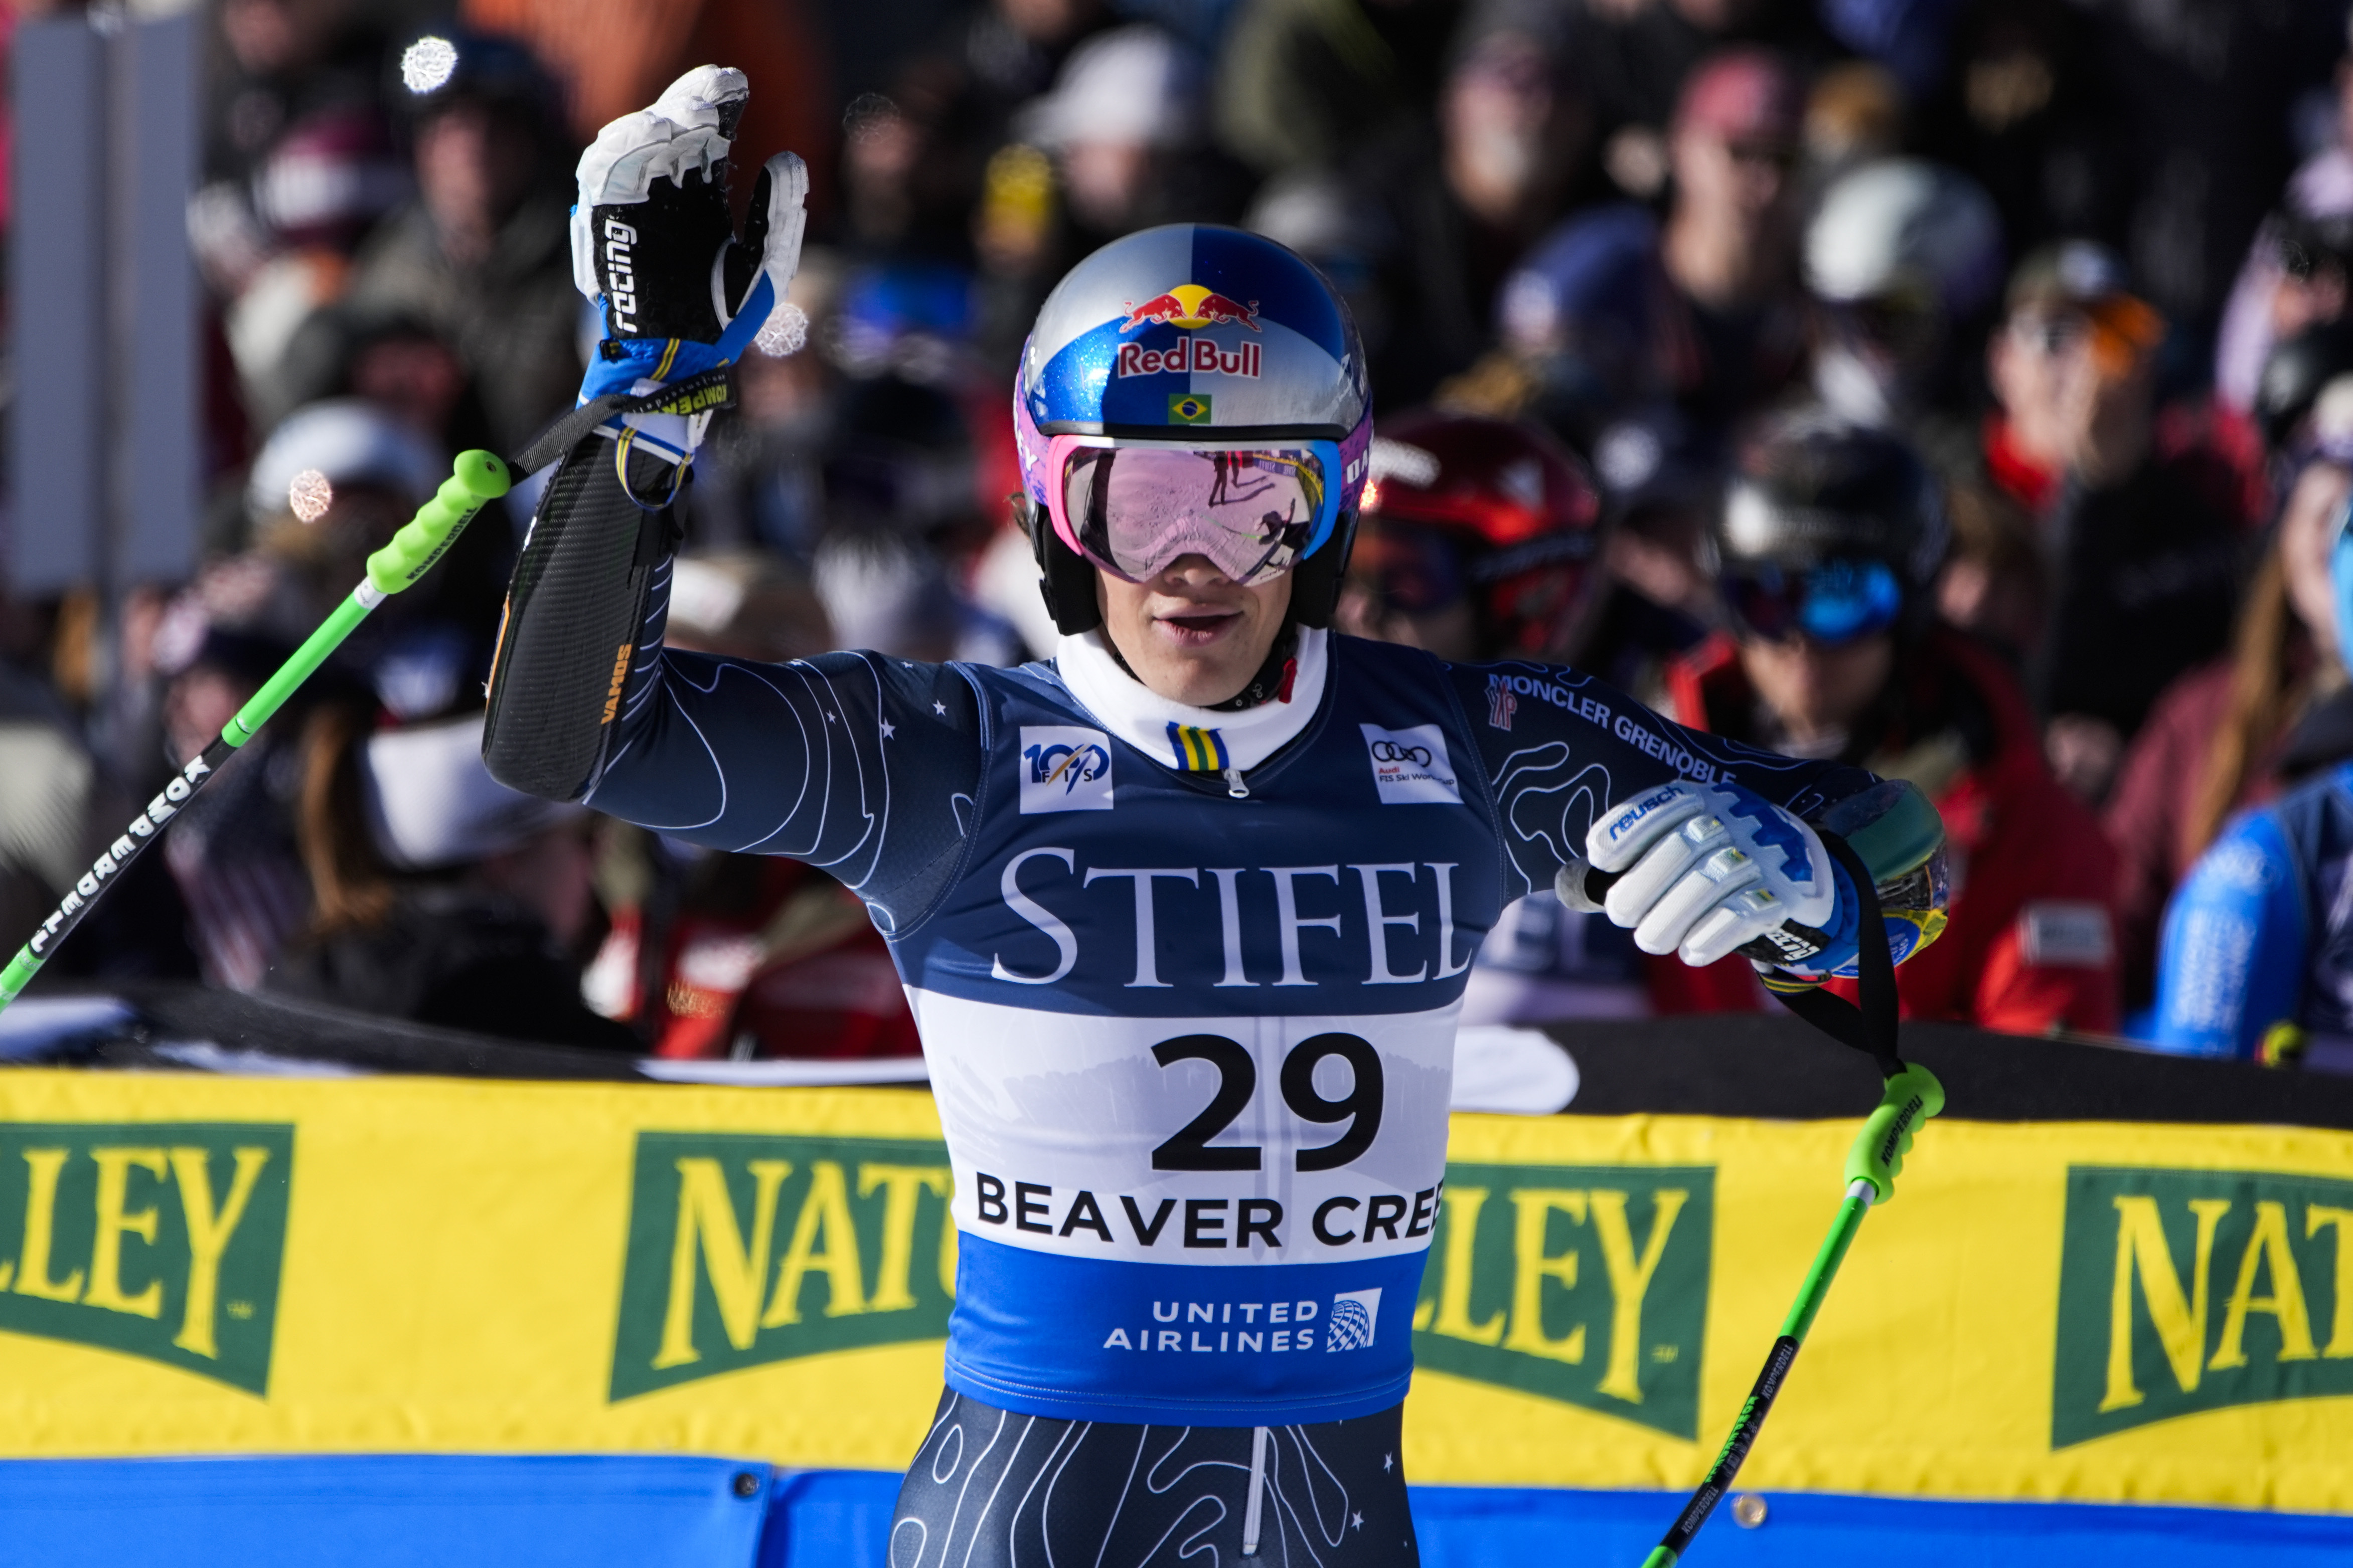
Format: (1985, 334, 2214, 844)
(0, 449, 513, 1013)
(1638, 1061, 1943, 1567)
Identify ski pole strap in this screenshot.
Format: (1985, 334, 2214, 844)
(509, 366, 735, 478)
(1765, 829, 1903, 1075)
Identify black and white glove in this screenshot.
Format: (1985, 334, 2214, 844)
(1559, 780, 1860, 973)
(569, 65, 809, 461)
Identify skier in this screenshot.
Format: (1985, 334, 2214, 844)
(482, 67, 1950, 1565)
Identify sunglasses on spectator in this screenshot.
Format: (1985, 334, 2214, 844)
(1827, 293, 1939, 358)
(2007, 313, 2089, 357)
(1723, 557, 1904, 646)
(1723, 137, 1799, 171)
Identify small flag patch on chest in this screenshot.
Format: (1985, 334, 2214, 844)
(1168, 723, 1230, 772)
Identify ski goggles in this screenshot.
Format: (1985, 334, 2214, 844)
(1041, 434, 1344, 585)
(1723, 557, 1904, 646)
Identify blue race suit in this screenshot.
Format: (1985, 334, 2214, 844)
(577, 556, 1881, 1426)
(2152, 759, 2353, 1067)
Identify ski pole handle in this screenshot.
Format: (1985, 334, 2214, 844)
(0, 452, 511, 1012)
(1843, 1062, 1944, 1203)
(224, 452, 511, 746)
(366, 449, 512, 593)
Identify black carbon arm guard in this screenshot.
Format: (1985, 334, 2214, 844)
(482, 438, 677, 802)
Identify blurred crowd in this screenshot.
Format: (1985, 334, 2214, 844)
(9, 0, 2353, 1066)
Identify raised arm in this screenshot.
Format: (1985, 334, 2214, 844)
(480, 67, 982, 932)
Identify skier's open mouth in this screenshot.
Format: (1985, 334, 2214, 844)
(1156, 608, 1241, 646)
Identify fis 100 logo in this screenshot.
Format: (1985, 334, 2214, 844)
(1019, 727, 1115, 814)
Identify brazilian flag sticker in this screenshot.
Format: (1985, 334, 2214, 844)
(1168, 393, 1213, 425)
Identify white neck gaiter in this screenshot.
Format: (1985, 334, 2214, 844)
(1055, 625, 1329, 776)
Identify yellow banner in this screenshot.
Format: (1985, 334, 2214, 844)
(0, 1069, 2348, 1515)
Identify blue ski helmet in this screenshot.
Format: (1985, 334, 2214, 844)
(1015, 225, 1373, 633)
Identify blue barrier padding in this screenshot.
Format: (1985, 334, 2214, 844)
(752, 1468, 2353, 1567)
(1405, 1482, 2353, 1565)
(761, 1469, 904, 1568)
(11, 1456, 2352, 1566)
(0, 1454, 773, 1568)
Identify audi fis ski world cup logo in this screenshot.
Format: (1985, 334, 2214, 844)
(2051, 1166, 2353, 1446)
(608, 1132, 959, 1401)
(1361, 724, 1461, 805)
(1411, 1161, 1713, 1439)
(0, 1122, 294, 1393)
(1018, 726, 1115, 814)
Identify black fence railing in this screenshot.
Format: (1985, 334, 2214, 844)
(6, 982, 2347, 1132)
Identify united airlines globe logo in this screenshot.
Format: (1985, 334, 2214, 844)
(1327, 1287, 1381, 1352)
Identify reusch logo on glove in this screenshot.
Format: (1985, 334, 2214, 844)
(1601, 785, 1684, 847)
(602, 218, 640, 332)
(1751, 924, 1824, 965)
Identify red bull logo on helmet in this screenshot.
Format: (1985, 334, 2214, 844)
(1119, 283, 1262, 333)
(1116, 337, 1262, 380)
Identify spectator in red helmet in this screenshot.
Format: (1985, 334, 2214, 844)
(1337, 411, 1646, 1023)
(1338, 410, 1608, 662)
(1662, 411, 2120, 1036)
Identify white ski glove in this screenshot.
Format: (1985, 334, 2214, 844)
(568, 65, 810, 468)
(1568, 780, 1858, 972)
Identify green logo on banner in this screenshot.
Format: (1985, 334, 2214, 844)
(1413, 1162, 1712, 1438)
(0, 1122, 293, 1393)
(609, 1132, 957, 1400)
(2053, 1166, 2353, 1447)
